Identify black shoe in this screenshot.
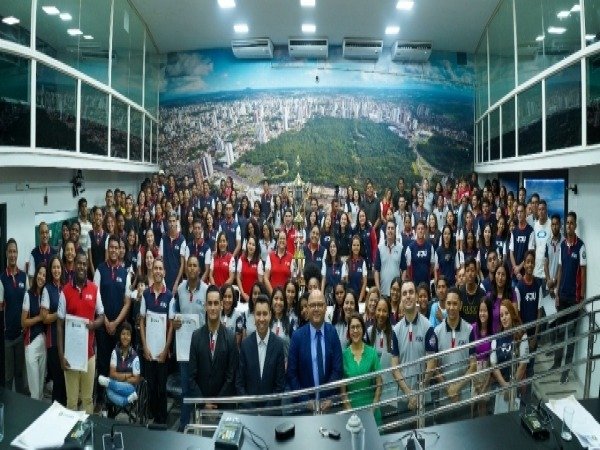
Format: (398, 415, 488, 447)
(560, 372, 569, 384)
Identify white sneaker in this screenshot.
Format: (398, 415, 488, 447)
(127, 392, 138, 404)
(98, 375, 110, 387)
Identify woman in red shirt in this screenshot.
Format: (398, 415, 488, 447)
(236, 236, 263, 303)
(264, 231, 294, 295)
(209, 232, 235, 288)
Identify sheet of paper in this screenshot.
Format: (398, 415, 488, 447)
(540, 294, 557, 316)
(146, 310, 167, 360)
(12, 401, 87, 449)
(546, 395, 600, 448)
(325, 305, 334, 323)
(64, 314, 89, 372)
(175, 313, 200, 362)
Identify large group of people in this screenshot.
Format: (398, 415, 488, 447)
(0, 169, 587, 430)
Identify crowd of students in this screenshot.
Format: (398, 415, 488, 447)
(0, 170, 587, 430)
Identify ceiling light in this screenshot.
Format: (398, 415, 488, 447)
(300, 0, 315, 6)
(396, 1, 414, 10)
(302, 23, 316, 33)
(535, 35, 545, 42)
(42, 6, 60, 15)
(233, 23, 248, 33)
(217, 0, 236, 8)
(2, 16, 20, 25)
(59, 12, 72, 21)
(557, 10, 570, 19)
(83, 35, 94, 40)
(547, 26, 567, 34)
(385, 26, 400, 35)
(586, 34, 596, 41)
(571, 4, 581, 13)
(67, 28, 83, 36)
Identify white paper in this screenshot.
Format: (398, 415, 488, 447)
(236, 302, 249, 315)
(146, 310, 167, 360)
(12, 401, 88, 449)
(65, 314, 89, 372)
(325, 305, 334, 323)
(540, 294, 557, 317)
(175, 313, 200, 362)
(546, 395, 600, 449)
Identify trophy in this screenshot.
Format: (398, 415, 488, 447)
(292, 156, 306, 281)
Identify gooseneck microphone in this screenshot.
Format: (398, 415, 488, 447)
(103, 422, 168, 450)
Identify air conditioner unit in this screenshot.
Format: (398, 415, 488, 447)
(66, 44, 115, 60)
(342, 38, 383, 60)
(231, 38, 273, 59)
(391, 41, 432, 62)
(288, 38, 328, 59)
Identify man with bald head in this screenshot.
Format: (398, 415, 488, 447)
(287, 289, 342, 411)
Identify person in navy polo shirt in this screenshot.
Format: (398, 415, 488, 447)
(139, 258, 174, 424)
(93, 235, 131, 413)
(405, 220, 435, 288)
(57, 252, 105, 414)
(186, 219, 212, 283)
(159, 213, 187, 294)
(219, 201, 242, 258)
(303, 225, 325, 283)
(0, 238, 28, 392)
(28, 222, 56, 285)
(509, 202, 534, 285)
(552, 211, 587, 383)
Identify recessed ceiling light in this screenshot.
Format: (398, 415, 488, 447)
(300, 0, 315, 6)
(83, 35, 94, 40)
(233, 23, 248, 33)
(396, 1, 414, 10)
(385, 26, 400, 35)
(218, 0, 236, 8)
(302, 23, 316, 33)
(67, 28, 83, 36)
(42, 6, 60, 15)
(2, 16, 20, 25)
(571, 4, 581, 13)
(547, 26, 567, 34)
(557, 10, 570, 19)
(59, 12, 72, 21)
(535, 35, 545, 42)
(586, 34, 595, 41)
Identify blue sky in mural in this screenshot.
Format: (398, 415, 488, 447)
(160, 47, 475, 102)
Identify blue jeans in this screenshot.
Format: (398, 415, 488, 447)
(179, 362, 191, 432)
(106, 379, 136, 407)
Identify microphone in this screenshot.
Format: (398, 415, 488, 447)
(103, 422, 168, 450)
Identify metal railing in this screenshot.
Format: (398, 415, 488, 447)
(184, 295, 600, 435)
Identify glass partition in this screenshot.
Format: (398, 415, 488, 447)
(145, 41, 159, 117)
(585, 0, 600, 46)
(517, 83, 543, 156)
(36, 63, 76, 151)
(130, 108, 142, 161)
(0, 52, 30, 146)
(475, 36, 488, 117)
(0, 0, 32, 46)
(546, 63, 581, 150)
(112, 0, 144, 104)
(36, 0, 111, 84)
(587, 54, 600, 145)
(515, 0, 545, 85)
(490, 108, 500, 160)
(81, 83, 109, 156)
(482, 117, 488, 162)
(144, 116, 151, 162)
(502, 98, 516, 158)
(111, 98, 128, 159)
(488, 0, 515, 105)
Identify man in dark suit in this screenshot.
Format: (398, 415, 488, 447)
(236, 295, 285, 409)
(189, 285, 238, 409)
(287, 289, 343, 411)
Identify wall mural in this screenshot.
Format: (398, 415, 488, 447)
(159, 47, 475, 194)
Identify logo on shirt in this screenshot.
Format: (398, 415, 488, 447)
(571, 253, 578, 259)
(525, 292, 536, 302)
(116, 277, 123, 283)
(536, 230, 547, 239)
(18, 282, 25, 288)
(416, 250, 428, 257)
(85, 294, 93, 300)
(516, 236, 527, 243)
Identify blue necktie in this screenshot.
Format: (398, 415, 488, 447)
(316, 330, 324, 385)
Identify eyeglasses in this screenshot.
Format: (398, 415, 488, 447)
(308, 303, 325, 310)
(350, 325, 363, 331)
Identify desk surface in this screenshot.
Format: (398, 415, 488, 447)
(382, 398, 600, 450)
(0, 388, 212, 449)
(220, 409, 381, 450)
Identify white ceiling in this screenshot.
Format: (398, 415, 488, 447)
(131, 0, 501, 54)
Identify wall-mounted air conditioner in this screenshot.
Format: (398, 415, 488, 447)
(391, 41, 432, 62)
(342, 38, 383, 60)
(288, 38, 328, 59)
(231, 38, 274, 59)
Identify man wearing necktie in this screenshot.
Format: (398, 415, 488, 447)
(287, 290, 343, 411)
(236, 295, 285, 409)
(189, 285, 238, 410)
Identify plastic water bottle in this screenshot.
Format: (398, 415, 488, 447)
(345, 414, 365, 450)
